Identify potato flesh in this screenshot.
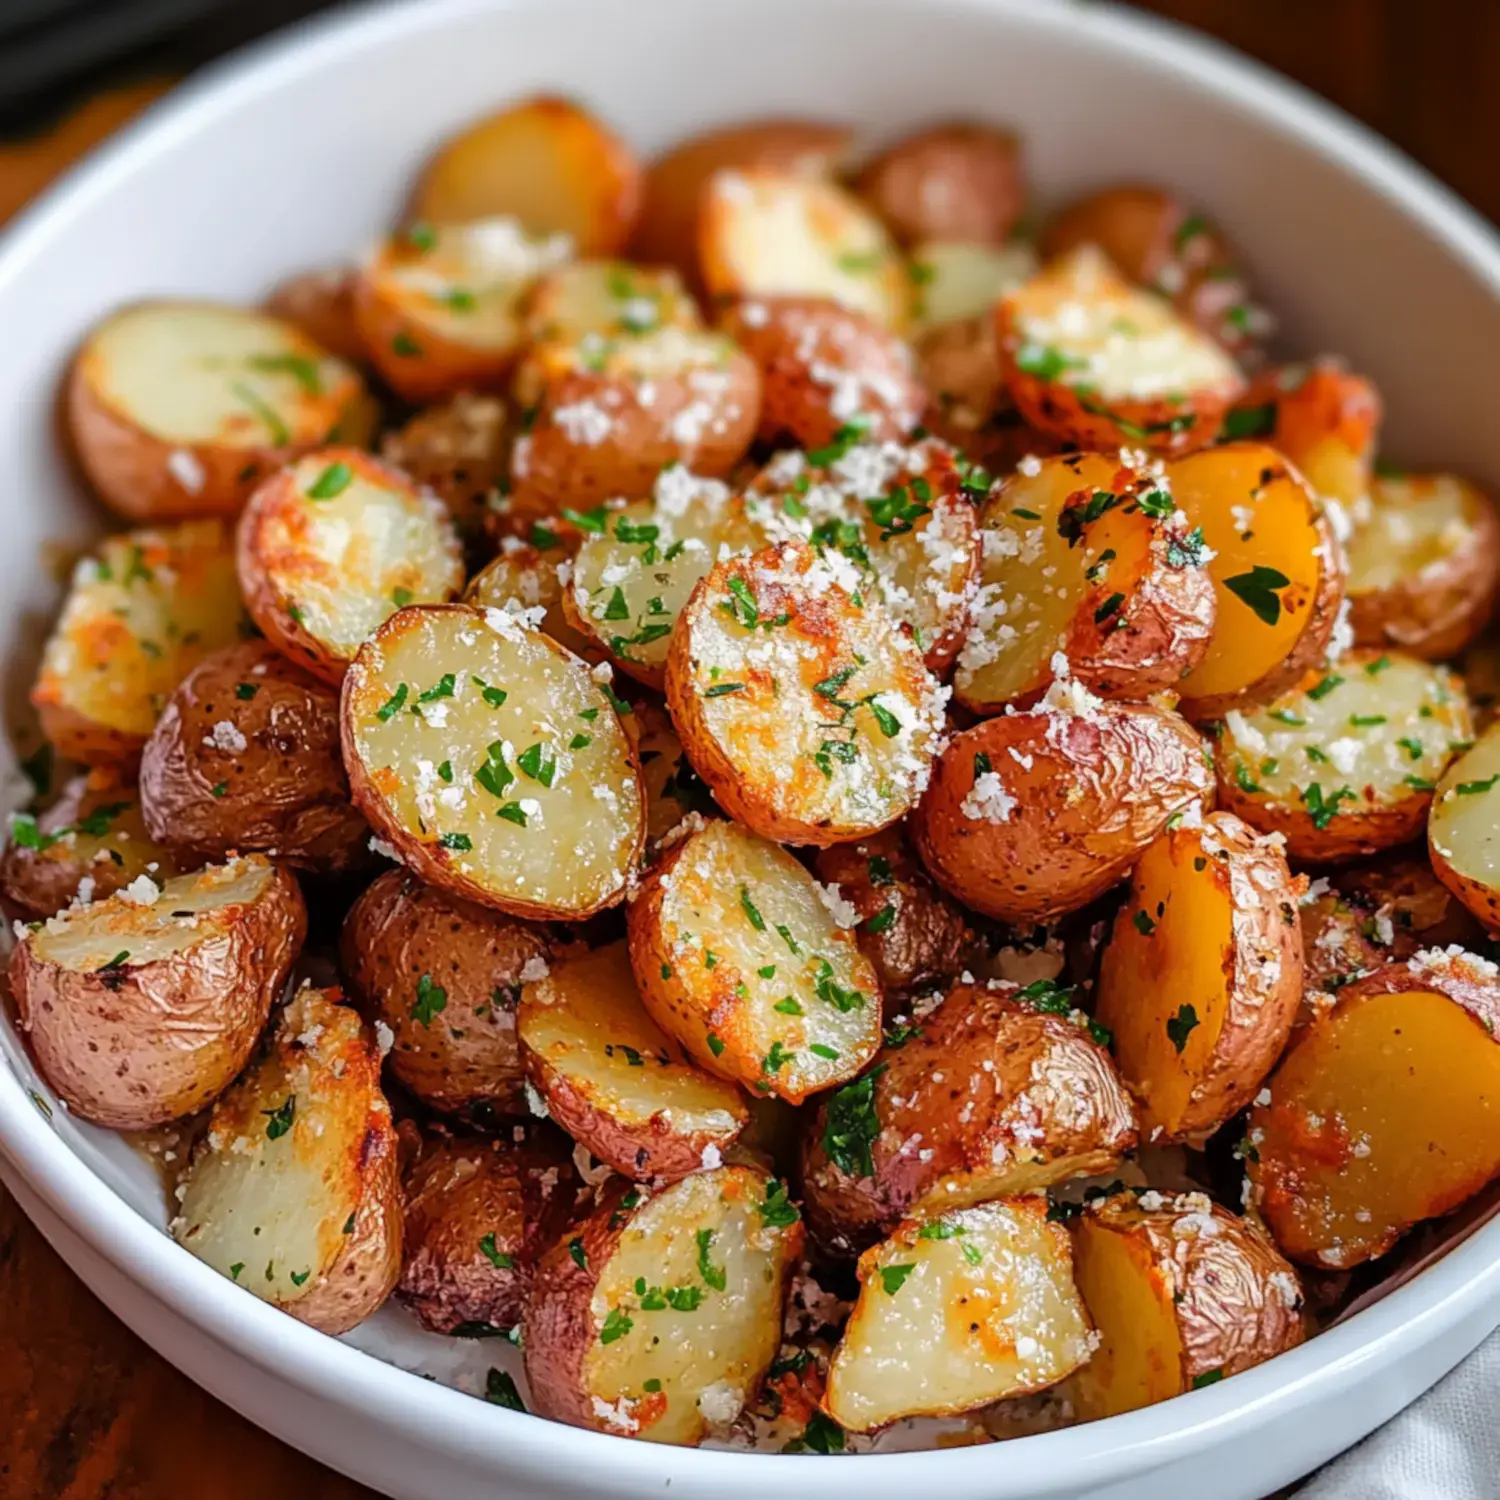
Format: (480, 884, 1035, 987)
(1430, 722, 1500, 897)
(909, 239, 1038, 336)
(526, 260, 699, 345)
(345, 607, 642, 914)
(465, 542, 592, 657)
(826, 1201, 1094, 1430)
(1346, 474, 1485, 593)
(585, 1168, 791, 1444)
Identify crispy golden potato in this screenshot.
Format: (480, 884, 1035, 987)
(626, 819, 883, 1104)
(464, 538, 598, 660)
(339, 867, 558, 1120)
(912, 685, 1213, 923)
(340, 604, 644, 919)
(173, 983, 400, 1335)
(519, 942, 749, 1181)
(1344, 472, 1500, 660)
(523, 1166, 803, 1443)
(665, 541, 947, 845)
(856, 124, 1023, 248)
(413, 95, 641, 255)
(1170, 443, 1348, 720)
(397, 1128, 579, 1335)
(801, 979, 1135, 1255)
(954, 450, 1215, 712)
(626, 698, 720, 853)
(1247, 950, 1500, 1268)
(1428, 720, 1500, 930)
(1066, 1190, 1305, 1419)
(0, 771, 184, 920)
(997, 247, 1244, 456)
(139, 640, 368, 871)
(1214, 650, 1471, 863)
(522, 259, 701, 347)
(67, 300, 376, 522)
(10, 856, 305, 1129)
(1095, 812, 1302, 1143)
(908, 239, 1039, 337)
(264, 267, 366, 365)
(32, 519, 248, 765)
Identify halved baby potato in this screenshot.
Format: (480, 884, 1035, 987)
(523, 1166, 804, 1443)
(519, 941, 749, 1181)
(699, 169, 910, 332)
(665, 541, 947, 845)
(997, 246, 1244, 455)
(237, 448, 465, 684)
(1066, 1190, 1305, 1420)
(1429, 720, 1500, 930)
(264, 266, 366, 366)
(824, 1197, 1094, 1431)
(953, 450, 1216, 712)
(67, 300, 376, 522)
(523, 259, 701, 347)
(412, 95, 641, 256)
(626, 818, 883, 1104)
(172, 983, 401, 1335)
(31, 519, 248, 765)
(1247, 950, 1500, 1268)
(1214, 650, 1472, 863)
(1095, 811, 1303, 1143)
(1170, 442, 1347, 720)
(908, 238, 1039, 337)
(464, 538, 598, 660)
(10, 856, 305, 1129)
(340, 603, 644, 920)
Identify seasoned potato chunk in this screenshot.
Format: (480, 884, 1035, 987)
(908, 238, 1038, 337)
(1428, 721, 1500, 930)
(264, 267, 365, 365)
(523, 259, 701, 346)
(464, 539, 597, 661)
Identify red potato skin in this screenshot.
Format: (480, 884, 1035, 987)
(1233, 361, 1381, 483)
(265, 268, 367, 366)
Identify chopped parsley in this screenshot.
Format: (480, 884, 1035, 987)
(1166, 1004, 1199, 1054)
(1223, 565, 1290, 626)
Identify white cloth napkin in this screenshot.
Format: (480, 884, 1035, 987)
(1297, 1330, 1500, 1498)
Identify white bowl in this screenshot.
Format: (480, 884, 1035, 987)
(3, 0, 1500, 1495)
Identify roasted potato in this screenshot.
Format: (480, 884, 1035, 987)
(32, 519, 248, 765)
(464, 538, 597, 660)
(627, 698, 720, 852)
(1066, 1190, 1305, 1419)
(953, 450, 1215, 712)
(912, 683, 1214, 923)
(523, 1166, 803, 1442)
(172, 983, 400, 1335)
(908, 239, 1039, 338)
(626, 818, 883, 1103)
(237, 448, 464, 685)
(1, 770, 184, 919)
(519, 942, 749, 1181)
(139, 639, 369, 871)
(1170, 442, 1348, 720)
(1246, 950, 1500, 1268)
(264, 267, 366, 365)
(801, 978, 1133, 1254)
(10, 856, 305, 1129)
(997, 247, 1244, 455)
(340, 603, 644, 919)
(67, 300, 376, 522)
(1428, 720, 1500, 930)
(824, 1197, 1094, 1430)
(1095, 811, 1303, 1143)
(1213, 650, 1472, 863)
(397, 1128, 579, 1335)
(523, 259, 701, 347)
(412, 95, 641, 255)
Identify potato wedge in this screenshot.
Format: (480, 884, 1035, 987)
(413, 95, 641, 255)
(824, 1198, 1093, 1430)
(908, 238, 1039, 337)
(1170, 442, 1347, 719)
(626, 819, 882, 1103)
(519, 942, 749, 1181)
(1246, 950, 1500, 1268)
(237, 448, 464, 685)
(699, 169, 910, 332)
(10, 856, 305, 1129)
(339, 867, 558, 1120)
(398, 1128, 579, 1335)
(523, 259, 701, 347)
(1344, 472, 1500, 659)
(31, 519, 248, 765)
(264, 267, 366, 365)
(1, 771, 184, 919)
(340, 603, 644, 919)
(1095, 811, 1302, 1143)
(172, 983, 400, 1335)
(67, 300, 376, 522)
(1214, 650, 1471, 863)
(997, 247, 1244, 455)
(139, 639, 369, 871)
(1066, 1190, 1304, 1419)
(1428, 720, 1500, 930)
(800, 979, 1136, 1254)
(912, 682, 1213, 923)
(953, 450, 1215, 712)
(665, 541, 946, 845)
(523, 1166, 803, 1442)
(626, 698, 719, 852)
(464, 538, 598, 661)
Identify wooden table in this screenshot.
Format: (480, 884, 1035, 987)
(2, 5, 1499, 1496)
